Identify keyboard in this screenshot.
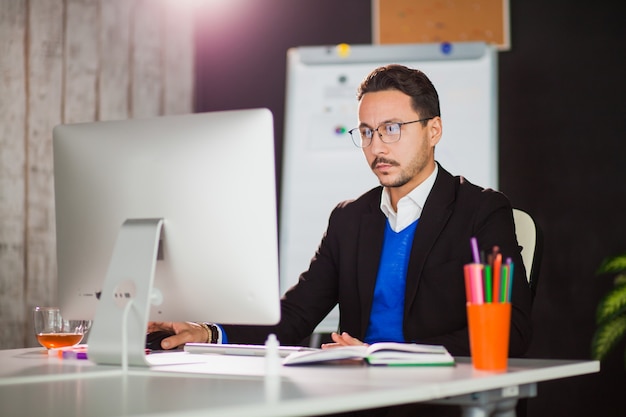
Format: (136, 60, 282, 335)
(184, 342, 319, 358)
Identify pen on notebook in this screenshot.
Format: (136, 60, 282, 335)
(62, 349, 88, 360)
(55, 345, 88, 360)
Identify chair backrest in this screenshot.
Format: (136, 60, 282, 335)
(512, 208, 542, 301)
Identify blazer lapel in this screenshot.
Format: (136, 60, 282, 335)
(356, 195, 386, 334)
(404, 166, 456, 314)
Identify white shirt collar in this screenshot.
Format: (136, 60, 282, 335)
(380, 164, 438, 232)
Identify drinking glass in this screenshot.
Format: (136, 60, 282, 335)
(33, 307, 90, 349)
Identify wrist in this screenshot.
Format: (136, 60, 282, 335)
(198, 322, 211, 343)
(197, 322, 219, 344)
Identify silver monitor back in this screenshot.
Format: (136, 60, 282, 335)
(53, 109, 281, 327)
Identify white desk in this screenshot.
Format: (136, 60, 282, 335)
(0, 347, 598, 417)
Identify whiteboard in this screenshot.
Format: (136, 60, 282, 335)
(279, 42, 497, 331)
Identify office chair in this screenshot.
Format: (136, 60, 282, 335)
(512, 208, 543, 302)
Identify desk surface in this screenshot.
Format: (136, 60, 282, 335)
(0, 347, 599, 417)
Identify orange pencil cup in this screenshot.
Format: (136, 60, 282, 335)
(466, 302, 511, 372)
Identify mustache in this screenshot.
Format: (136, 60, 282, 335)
(371, 157, 399, 170)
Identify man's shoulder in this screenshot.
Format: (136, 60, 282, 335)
(323, 187, 383, 233)
(335, 186, 382, 211)
(448, 180, 507, 214)
(434, 165, 510, 208)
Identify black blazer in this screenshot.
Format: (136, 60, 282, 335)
(225, 164, 533, 356)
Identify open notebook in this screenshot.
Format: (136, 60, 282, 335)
(282, 342, 455, 366)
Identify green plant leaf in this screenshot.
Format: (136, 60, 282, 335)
(591, 314, 626, 361)
(596, 284, 626, 324)
(597, 254, 626, 274)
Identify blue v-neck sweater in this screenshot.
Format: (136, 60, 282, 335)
(364, 219, 418, 344)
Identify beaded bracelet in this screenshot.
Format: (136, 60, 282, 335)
(197, 322, 219, 344)
(198, 322, 212, 343)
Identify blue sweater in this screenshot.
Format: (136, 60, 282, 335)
(364, 219, 418, 344)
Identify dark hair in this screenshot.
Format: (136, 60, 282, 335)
(357, 64, 441, 122)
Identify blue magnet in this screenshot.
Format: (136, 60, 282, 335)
(441, 42, 453, 55)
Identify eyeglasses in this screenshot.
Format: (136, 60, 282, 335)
(348, 117, 434, 148)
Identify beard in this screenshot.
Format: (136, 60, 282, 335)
(372, 145, 432, 189)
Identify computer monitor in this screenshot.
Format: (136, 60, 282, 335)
(52, 108, 281, 366)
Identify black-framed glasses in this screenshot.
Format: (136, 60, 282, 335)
(348, 117, 434, 148)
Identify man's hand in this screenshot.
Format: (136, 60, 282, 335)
(321, 331, 368, 349)
(147, 321, 207, 350)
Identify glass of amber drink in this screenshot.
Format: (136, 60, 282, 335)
(33, 307, 88, 349)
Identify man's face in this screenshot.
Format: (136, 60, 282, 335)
(357, 89, 442, 200)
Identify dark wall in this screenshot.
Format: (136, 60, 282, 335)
(499, 2, 626, 416)
(194, 0, 371, 186)
(194, 1, 626, 415)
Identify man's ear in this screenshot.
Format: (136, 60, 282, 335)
(428, 116, 443, 147)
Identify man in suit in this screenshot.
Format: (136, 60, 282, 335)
(149, 64, 533, 359)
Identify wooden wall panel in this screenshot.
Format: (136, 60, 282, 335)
(64, 0, 99, 124)
(163, 4, 194, 115)
(24, 0, 65, 348)
(99, 0, 132, 121)
(131, 0, 164, 118)
(0, 0, 27, 348)
(0, 0, 195, 349)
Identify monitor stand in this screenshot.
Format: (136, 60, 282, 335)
(87, 218, 164, 368)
